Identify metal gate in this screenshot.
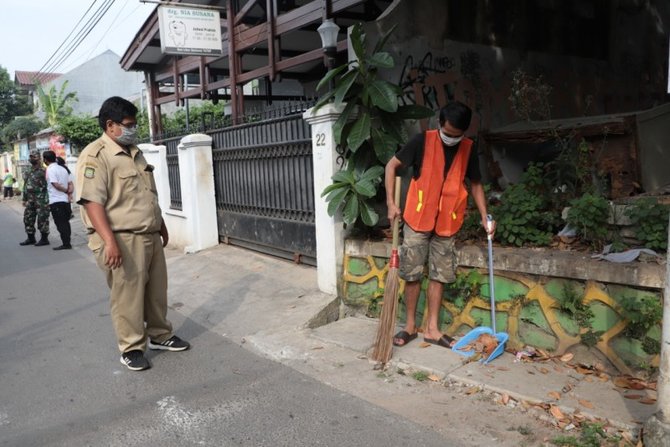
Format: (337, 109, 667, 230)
(210, 102, 316, 265)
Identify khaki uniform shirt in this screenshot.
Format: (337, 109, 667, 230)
(75, 133, 162, 234)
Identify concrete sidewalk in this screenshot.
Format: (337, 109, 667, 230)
(5, 197, 651, 440)
(161, 227, 653, 439)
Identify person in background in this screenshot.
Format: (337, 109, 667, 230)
(384, 101, 495, 349)
(3, 169, 14, 199)
(43, 151, 73, 250)
(76, 96, 189, 371)
(19, 151, 50, 247)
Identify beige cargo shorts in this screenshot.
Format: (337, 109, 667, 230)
(399, 224, 456, 283)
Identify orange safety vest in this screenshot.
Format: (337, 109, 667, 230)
(403, 130, 473, 237)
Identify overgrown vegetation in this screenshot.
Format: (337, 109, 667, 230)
(55, 115, 100, 155)
(557, 284, 602, 347)
(551, 422, 622, 446)
(566, 193, 610, 250)
(445, 270, 483, 311)
(624, 198, 669, 251)
(619, 294, 662, 355)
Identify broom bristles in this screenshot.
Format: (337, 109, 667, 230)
(371, 266, 400, 364)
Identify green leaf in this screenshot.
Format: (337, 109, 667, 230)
(396, 104, 435, 120)
(353, 179, 377, 198)
(333, 69, 358, 105)
(368, 80, 398, 112)
(358, 165, 384, 183)
(359, 199, 379, 226)
(350, 24, 365, 65)
(316, 64, 349, 92)
(343, 194, 360, 226)
(333, 102, 357, 145)
(332, 170, 356, 184)
(347, 114, 371, 152)
(371, 127, 398, 164)
(326, 188, 349, 217)
(368, 52, 394, 69)
(321, 181, 346, 197)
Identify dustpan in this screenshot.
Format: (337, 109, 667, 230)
(452, 215, 508, 364)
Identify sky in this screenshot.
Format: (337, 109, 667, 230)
(1, 0, 157, 79)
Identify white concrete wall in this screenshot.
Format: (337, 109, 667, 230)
(141, 135, 218, 254)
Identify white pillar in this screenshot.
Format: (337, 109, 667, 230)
(177, 134, 219, 253)
(139, 143, 170, 213)
(644, 213, 670, 445)
(303, 103, 347, 296)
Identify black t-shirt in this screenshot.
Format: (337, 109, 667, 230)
(395, 133, 481, 182)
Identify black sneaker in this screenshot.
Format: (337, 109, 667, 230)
(148, 335, 190, 352)
(120, 350, 150, 371)
(53, 244, 72, 250)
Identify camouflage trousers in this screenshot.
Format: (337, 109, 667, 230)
(24, 200, 50, 235)
(399, 224, 456, 283)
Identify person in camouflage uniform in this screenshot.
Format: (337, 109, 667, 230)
(20, 151, 50, 246)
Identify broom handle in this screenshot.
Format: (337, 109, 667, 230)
(392, 176, 401, 250)
(487, 214, 496, 333)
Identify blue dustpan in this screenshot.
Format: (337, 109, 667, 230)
(452, 327, 509, 364)
(451, 215, 508, 364)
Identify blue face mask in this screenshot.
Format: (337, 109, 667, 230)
(115, 126, 138, 146)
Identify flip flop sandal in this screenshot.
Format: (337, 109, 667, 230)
(393, 330, 418, 347)
(424, 334, 456, 348)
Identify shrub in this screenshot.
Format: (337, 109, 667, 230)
(624, 198, 669, 251)
(566, 193, 610, 250)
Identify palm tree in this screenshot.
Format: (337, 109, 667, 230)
(35, 80, 78, 128)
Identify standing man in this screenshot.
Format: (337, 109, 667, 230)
(43, 150, 72, 250)
(385, 101, 495, 348)
(19, 151, 50, 247)
(75, 96, 189, 371)
(3, 169, 14, 199)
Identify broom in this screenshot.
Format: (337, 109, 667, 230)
(371, 176, 402, 365)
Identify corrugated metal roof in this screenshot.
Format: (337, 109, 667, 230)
(14, 71, 62, 86)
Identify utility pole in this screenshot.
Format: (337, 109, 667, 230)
(644, 212, 670, 445)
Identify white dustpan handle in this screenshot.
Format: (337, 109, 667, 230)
(486, 215, 496, 333)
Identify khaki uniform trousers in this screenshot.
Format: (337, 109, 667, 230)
(90, 232, 173, 353)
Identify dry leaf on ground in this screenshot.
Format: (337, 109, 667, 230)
(624, 394, 643, 400)
(639, 397, 657, 405)
(427, 374, 440, 382)
(614, 376, 647, 390)
(550, 405, 565, 420)
(538, 367, 550, 374)
(501, 393, 510, 405)
(560, 353, 574, 362)
(465, 387, 480, 395)
(418, 342, 431, 348)
(578, 399, 594, 409)
(548, 391, 561, 400)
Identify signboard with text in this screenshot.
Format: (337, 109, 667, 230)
(158, 5, 223, 56)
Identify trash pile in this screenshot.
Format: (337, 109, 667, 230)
(455, 332, 499, 362)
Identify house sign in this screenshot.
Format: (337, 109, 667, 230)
(158, 5, 223, 56)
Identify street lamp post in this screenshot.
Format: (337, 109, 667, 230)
(317, 19, 340, 92)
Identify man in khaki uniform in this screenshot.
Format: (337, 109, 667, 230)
(76, 96, 189, 371)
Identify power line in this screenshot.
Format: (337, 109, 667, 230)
(34, 0, 100, 82)
(35, 0, 115, 82)
(85, 0, 131, 61)
(41, 0, 116, 76)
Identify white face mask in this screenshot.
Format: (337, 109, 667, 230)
(115, 126, 138, 146)
(439, 129, 463, 147)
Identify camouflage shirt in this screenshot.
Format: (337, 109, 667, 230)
(23, 165, 48, 203)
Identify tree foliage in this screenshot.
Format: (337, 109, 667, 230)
(36, 80, 78, 127)
(0, 65, 32, 128)
(55, 115, 100, 154)
(1, 116, 44, 146)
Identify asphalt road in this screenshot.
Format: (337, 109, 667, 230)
(0, 201, 454, 447)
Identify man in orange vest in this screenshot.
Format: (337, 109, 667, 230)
(384, 101, 495, 348)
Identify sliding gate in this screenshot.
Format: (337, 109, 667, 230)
(210, 104, 316, 265)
